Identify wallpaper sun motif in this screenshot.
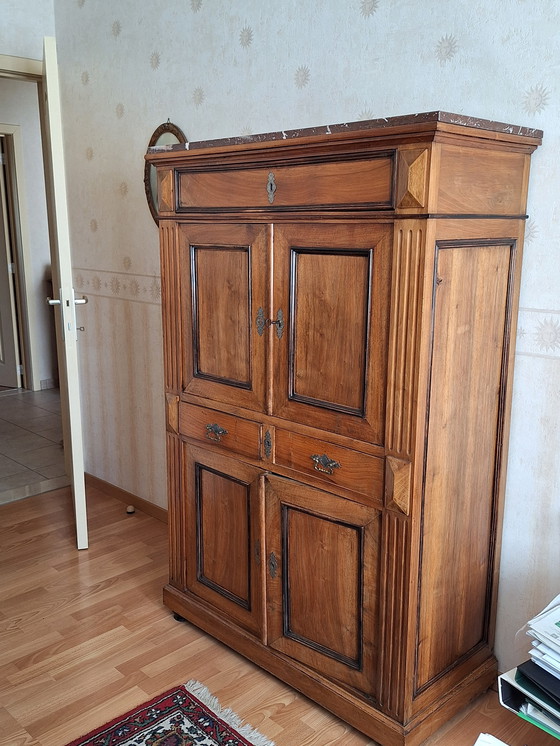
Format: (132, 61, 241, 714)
(32, 0, 559, 675)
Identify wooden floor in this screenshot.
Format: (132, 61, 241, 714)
(0, 485, 556, 746)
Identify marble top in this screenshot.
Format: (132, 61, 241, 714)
(148, 110, 543, 155)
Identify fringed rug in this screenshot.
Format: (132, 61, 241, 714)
(66, 680, 275, 746)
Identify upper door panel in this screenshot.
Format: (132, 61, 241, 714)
(271, 223, 391, 444)
(179, 223, 268, 413)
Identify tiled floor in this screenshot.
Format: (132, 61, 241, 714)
(0, 387, 69, 505)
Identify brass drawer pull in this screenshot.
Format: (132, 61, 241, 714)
(205, 423, 228, 442)
(311, 453, 341, 475)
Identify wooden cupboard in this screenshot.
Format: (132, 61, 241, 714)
(146, 111, 542, 745)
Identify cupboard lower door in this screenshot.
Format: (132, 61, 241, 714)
(265, 473, 381, 697)
(183, 443, 265, 638)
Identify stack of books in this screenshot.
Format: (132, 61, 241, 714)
(499, 594, 560, 740)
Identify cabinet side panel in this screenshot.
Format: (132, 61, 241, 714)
(416, 240, 514, 691)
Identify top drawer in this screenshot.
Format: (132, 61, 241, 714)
(177, 156, 394, 212)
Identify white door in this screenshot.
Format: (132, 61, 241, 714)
(42, 37, 88, 549)
(0, 145, 21, 388)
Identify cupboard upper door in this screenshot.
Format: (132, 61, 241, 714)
(271, 223, 391, 444)
(265, 474, 381, 696)
(179, 223, 268, 413)
(184, 444, 265, 638)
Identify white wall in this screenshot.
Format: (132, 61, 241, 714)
(5, 0, 559, 675)
(0, 0, 54, 60)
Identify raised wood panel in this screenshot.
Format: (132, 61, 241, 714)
(195, 246, 250, 381)
(272, 223, 391, 444)
(265, 474, 380, 696)
(184, 444, 265, 638)
(160, 221, 181, 393)
(436, 146, 531, 215)
(180, 403, 261, 460)
(274, 428, 384, 506)
(386, 223, 425, 458)
(416, 240, 515, 691)
(177, 156, 393, 211)
(292, 251, 368, 412)
(179, 223, 268, 412)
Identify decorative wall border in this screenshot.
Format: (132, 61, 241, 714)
(73, 268, 161, 305)
(516, 307, 560, 360)
(72, 269, 558, 358)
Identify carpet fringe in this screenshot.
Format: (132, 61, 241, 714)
(185, 680, 276, 746)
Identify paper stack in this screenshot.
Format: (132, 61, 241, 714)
(473, 734, 509, 746)
(527, 593, 560, 678)
(498, 593, 560, 741)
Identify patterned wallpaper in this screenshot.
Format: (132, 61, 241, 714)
(45, 0, 560, 673)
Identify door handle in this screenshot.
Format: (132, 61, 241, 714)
(47, 294, 88, 305)
(46, 289, 87, 340)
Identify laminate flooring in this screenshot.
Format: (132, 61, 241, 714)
(0, 485, 556, 746)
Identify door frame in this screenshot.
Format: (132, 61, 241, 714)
(0, 122, 36, 390)
(0, 51, 89, 545)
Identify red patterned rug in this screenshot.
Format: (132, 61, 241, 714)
(65, 680, 275, 746)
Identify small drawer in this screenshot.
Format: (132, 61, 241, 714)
(177, 156, 393, 211)
(179, 403, 261, 460)
(274, 429, 384, 503)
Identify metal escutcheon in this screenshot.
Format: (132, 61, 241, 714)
(267, 172, 277, 204)
(268, 552, 278, 579)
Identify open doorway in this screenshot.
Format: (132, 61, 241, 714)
(1, 131, 28, 392)
(0, 61, 68, 504)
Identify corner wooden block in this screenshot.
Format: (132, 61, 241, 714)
(396, 149, 428, 209)
(158, 168, 174, 212)
(385, 456, 411, 515)
(166, 393, 179, 434)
